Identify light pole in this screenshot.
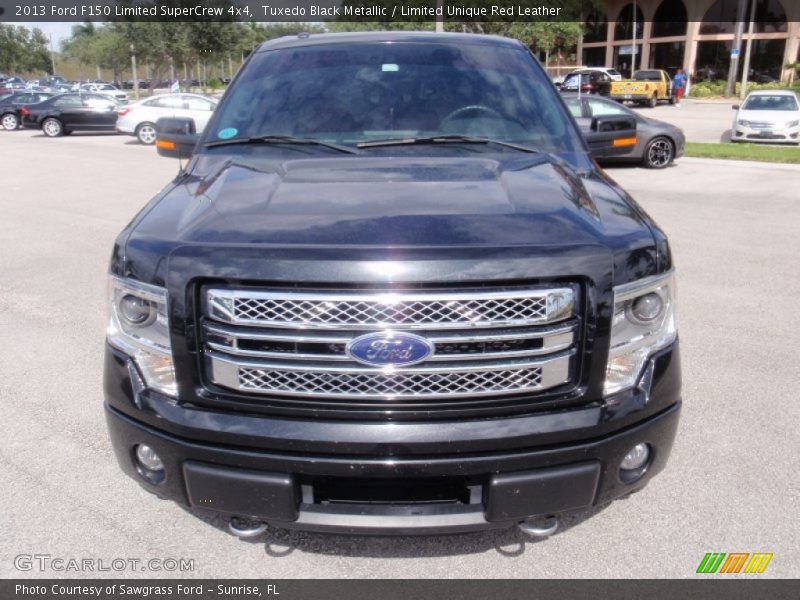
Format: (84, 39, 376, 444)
(739, 0, 757, 100)
(725, 0, 747, 97)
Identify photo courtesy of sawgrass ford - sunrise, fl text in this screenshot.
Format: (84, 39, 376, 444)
(0, 0, 798, 597)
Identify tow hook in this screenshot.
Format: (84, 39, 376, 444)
(518, 515, 559, 538)
(228, 516, 269, 538)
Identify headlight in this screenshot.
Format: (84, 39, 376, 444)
(107, 275, 177, 397)
(737, 119, 750, 126)
(605, 271, 677, 396)
(785, 120, 799, 128)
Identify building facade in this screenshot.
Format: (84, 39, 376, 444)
(579, 0, 800, 83)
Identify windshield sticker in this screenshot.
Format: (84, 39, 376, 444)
(218, 127, 238, 139)
(382, 64, 399, 72)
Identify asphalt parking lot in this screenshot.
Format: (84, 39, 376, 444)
(1, 129, 798, 579)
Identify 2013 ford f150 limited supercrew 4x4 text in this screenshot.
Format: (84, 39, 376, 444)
(104, 32, 681, 537)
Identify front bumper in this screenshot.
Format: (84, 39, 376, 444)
(104, 342, 681, 535)
(733, 124, 800, 143)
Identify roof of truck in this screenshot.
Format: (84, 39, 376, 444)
(256, 31, 525, 52)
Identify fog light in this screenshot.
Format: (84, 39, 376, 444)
(621, 443, 650, 471)
(629, 293, 664, 323)
(135, 444, 164, 472)
(119, 294, 156, 327)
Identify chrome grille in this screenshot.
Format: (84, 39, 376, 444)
(202, 285, 579, 402)
(239, 366, 543, 398)
(207, 288, 574, 329)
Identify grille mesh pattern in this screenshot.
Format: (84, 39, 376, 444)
(232, 296, 548, 326)
(238, 366, 544, 398)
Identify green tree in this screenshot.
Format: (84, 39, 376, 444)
(0, 24, 52, 75)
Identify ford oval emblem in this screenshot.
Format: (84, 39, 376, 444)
(346, 332, 434, 368)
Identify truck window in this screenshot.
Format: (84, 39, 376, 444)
(210, 42, 583, 155)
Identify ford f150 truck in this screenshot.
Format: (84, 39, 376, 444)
(104, 32, 681, 537)
(606, 69, 675, 108)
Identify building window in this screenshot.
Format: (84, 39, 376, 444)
(695, 38, 786, 81)
(584, 11, 608, 44)
(583, 46, 607, 67)
(649, 42, 686, 76)
(700, 0, 787, 35)
(614, 44, 643, 76)
(652, 1, 688, 38)
(614, 3, 644, 41)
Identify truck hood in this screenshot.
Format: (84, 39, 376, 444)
(121, 154, 660, 287)
(131, 154, 651, 248)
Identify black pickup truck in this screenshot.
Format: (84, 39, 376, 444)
(105, 32, 680, 537)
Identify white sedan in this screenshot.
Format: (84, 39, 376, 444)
(79, 83, 129, 104)
(115, 93, 217, 145)
(732, 90, 800, 145)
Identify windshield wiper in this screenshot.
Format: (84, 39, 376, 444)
(357, 135, 539, 154)
(205, 135, 359, 154)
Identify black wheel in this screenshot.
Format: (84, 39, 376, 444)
(1, 113, 19, 130)
(668, 96, 676, 105)
(42, 117, 63, 137)
(648, 94, 658, 109)
(136, 122, 157, 145)
(643, 136, 674, 169)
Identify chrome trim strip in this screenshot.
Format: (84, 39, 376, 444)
(204, 324, 576, 362)
(208, 350, 573, 374)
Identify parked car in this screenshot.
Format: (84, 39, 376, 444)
(731, 90, 800, 145)
(564, 93, 685, 168)
(0, 91, 58, 130)
(78, 83, 129, 104)
(21, 93, 120, 136)
(103, 32, 681, 538)
(606, 70, 675, 108)
(586, 67, 623, 81)
(560, 69, 613, 95)
(116, 93, 217, 144)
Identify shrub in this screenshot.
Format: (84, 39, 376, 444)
(688, 79, 799, 98)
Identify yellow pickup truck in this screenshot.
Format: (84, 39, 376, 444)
(605, 69, 675, 108)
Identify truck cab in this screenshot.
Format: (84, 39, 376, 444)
(104, 32, 681, 537)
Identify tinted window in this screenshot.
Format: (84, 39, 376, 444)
(83, 95, 116, 109)
(54, 96, 83, 107)
(210, 42, 582, 154)
(633, 70, 662, 81)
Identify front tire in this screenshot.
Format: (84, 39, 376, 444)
(42, 118, 63, 137)
(136, 122, 157, 145)
(1, 113, 19, 130)
(643, 136, 674, 169)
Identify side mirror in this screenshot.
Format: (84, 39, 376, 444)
(155, 117, 199, 159)
(591, 115, 637, 133)
(731, 105, 740, 110)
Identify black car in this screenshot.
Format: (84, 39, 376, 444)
(560, 69, 612, 95)
(105, 32, 681, 537)
(564, 93, 686, 168)
(21, 93, 120, 137)
(0, 91, 58, 130)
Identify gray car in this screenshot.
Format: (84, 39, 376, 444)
(563, 93, 685, 168)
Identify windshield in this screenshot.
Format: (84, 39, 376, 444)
(742, 94, 799, 111)
(207, 41, 582, 155)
